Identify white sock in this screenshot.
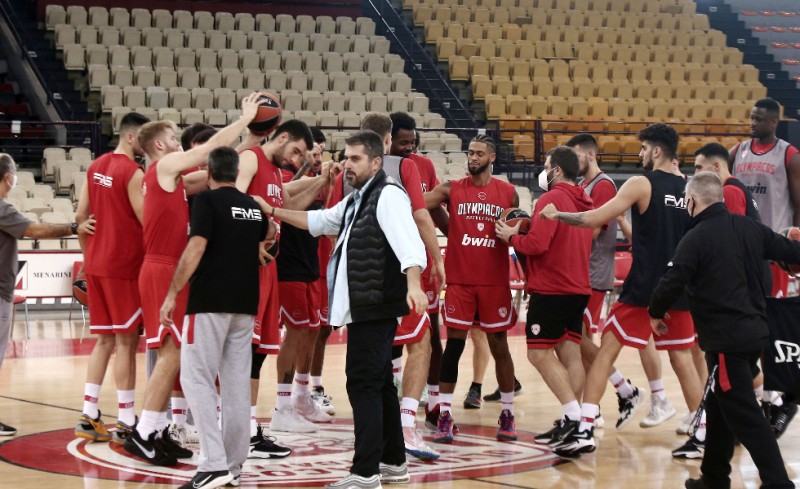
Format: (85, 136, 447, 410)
(293, 373, 310, 397)
(609, 371, 634, 398)
(439, 392, 453, 414)
(579, 403, 600, 432)
(136, 409, 159, 439)
(694, 410, 706, 442)
(312, 376, 323, 391)
(171, 397, 188, 427)
(83, 383, 101, 419)
(276, 384, 292, 410)
(563, 400, 581, 421)
(157, 411, 168, 432)
(117, 390, 136, 426)
(400, 397, 419, 428)
(250, 405, 258, 437)
(649, 379, 667, 401)
(500, 391, 514, 414)
(392, 357, 403, 382)
(769, 391, 784, 407)
(426, 384, 440, 411)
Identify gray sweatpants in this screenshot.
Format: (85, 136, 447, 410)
(0, 298, 11, 371)
(181, 312, 252, 476)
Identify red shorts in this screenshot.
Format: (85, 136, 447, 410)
(393, 311, 432, 346)
(442, 284, 517, 333)
(582, 289, 608, 334)
(421, 264, 439, 312)
(139, 257, 187, 349)
(279, 280, 320, 329)
(86, 274, 142, 335)
(770, 262, 790, 298)
(253, 264, 281, 355)
(316, 276, 330, 327)
(603, 302, 695, 351)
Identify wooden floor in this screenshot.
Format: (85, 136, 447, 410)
(0, 312, 798, 488)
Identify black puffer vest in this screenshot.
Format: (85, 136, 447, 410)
(341, 169, 410, 322)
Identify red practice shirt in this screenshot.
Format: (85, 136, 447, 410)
(142, 161, 190, 263)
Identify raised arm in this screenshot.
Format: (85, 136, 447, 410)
(540, 175, 648, 228)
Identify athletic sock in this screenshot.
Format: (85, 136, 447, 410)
(250, 406, 258, 437)
(311, 376, 323, 391)
(426, 384, 440, 411)
(439, 392, 453, 414)
(157, 411, 168, 432)
(136, 410, 159, 439)
(563, 400, 581, 421)
(392, 357, 403, 383)
(400, 397, 419, 428)
(695, 410, 707, 443)
(500, 391, 514, 415)
(293, 373, 310, 397)
(83, 383, 101, 419)
(649, 379, 667, 401)
(276, 384, 293, 410)
(579, 403, 600, 432)
(171, 397, 188, 427)
(609, 370, 634, 398)
(117, 390, 136, 426)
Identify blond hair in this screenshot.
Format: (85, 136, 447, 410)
(137, 120, 178, 157)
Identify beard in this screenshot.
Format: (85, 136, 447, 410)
(467, 161, 490, 176)
(345, 170, 367, 189)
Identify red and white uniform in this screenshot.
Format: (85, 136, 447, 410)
(442, 177, 517, 332)
(84, 152, 144, 334)
(407, 153, 441, 312)
(139, 161, 189, 349)
(245, 146, 284, 354)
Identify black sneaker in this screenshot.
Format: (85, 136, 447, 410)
(249, 424, 291, 459)
(483, 378, 523, 402)
(123, 428, 177, 466)
(772, 402, 797, 439)
(552, 427, 596, 458)
(179, 470, 233, 489)
(684, 477, 715, 489)
(425, 404, 439, 430)
(0, 421, 17, 436)
(158, 427, 193, 459)
(534, 418, 578, 446)
(672, 436, 704, 459)
(463, 386, 482, 409)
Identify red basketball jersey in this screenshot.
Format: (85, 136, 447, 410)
(407, 153, 440, 194)
(142, 161, 190, 262)
(244, 145, 284, 239)
(446, 177, 516, 286)
(84, 152, 144, 279)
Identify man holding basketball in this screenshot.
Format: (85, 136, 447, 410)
(496, 146, 593, 446)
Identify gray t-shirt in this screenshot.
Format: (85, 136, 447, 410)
(0, 200, 31, 301)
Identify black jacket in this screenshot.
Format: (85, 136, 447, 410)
(649, 202, 800, 353)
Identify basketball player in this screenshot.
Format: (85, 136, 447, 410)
(235, 120, 334, 437)
(496, 146, 593, 446)
(729, 97, 800, 436)
(540, 124, 704, 456)
(73, 112, 150, 444)
(425, 134, 519, 443)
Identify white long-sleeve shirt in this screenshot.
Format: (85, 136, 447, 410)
(307, 176, 426, 326)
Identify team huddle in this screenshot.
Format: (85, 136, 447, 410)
(70, 94, 800, 489)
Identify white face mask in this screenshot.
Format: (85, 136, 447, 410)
(8, 173, 16, 190)
(538, 168, 553, 192)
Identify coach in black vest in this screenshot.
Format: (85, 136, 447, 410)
(254, 130, 427, 489)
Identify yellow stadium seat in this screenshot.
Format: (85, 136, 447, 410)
(485, 94, 505, 119)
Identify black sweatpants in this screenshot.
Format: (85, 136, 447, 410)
(702, 350, 793, 489)
(345, 318, 406, 477)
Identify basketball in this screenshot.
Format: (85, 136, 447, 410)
(72, 267, 88, 307)
(777, 227, 800, 276)
(498, 207, 531, 234)
(248, 93, 282, 136)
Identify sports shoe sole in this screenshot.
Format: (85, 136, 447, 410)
(639, 408, 677, 428)
(75, 430, 111, 443)
(248, 448, 292, 459)
(405, 445, 440, 461)
(432, 434, 453, 444)
(497, 432, 518, 441)
(672, 450, 704, 459)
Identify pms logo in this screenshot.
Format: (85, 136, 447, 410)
(231, 207, 263, 221)
(92, 173, 113, 188)
(774, 340, 800, 368)
(461, 234, 496, 248)
(664, 194, 687, 209)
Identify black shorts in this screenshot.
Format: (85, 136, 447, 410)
(525, 293, 589, 349)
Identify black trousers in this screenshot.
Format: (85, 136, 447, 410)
(346, 318, 406, 477)
(702, 350, 793, 489)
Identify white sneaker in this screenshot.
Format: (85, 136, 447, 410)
(639, 395, 677, 428)
(676, 412, 693, 435)
(595, 413, 605, 429)
(403, 425, 440, 461)
(325, 473, 381, 489)
(379, 461, 410, 484)
(294, 393, 334, 423)
(269, 406, 319, 433)
(168, 423, 188, 447)
(184, 423, 200, 444)
(312, 389, 336, 416)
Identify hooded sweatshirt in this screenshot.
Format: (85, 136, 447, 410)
(511, 182, 594, 296)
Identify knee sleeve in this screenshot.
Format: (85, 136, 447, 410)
(251, 344, 267, 380)
(440, 338, 466, 384)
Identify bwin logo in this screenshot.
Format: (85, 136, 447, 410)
(774, 340, 800, 368)
(231, 207, 262, 221)
(664, 194, 687, 209)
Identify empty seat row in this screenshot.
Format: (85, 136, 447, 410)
(407, 0, 693, 16)
(46, 6, 376, 37)
(54, 25, 390, 56)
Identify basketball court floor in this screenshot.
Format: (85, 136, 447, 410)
(0, 312, 797, 488)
